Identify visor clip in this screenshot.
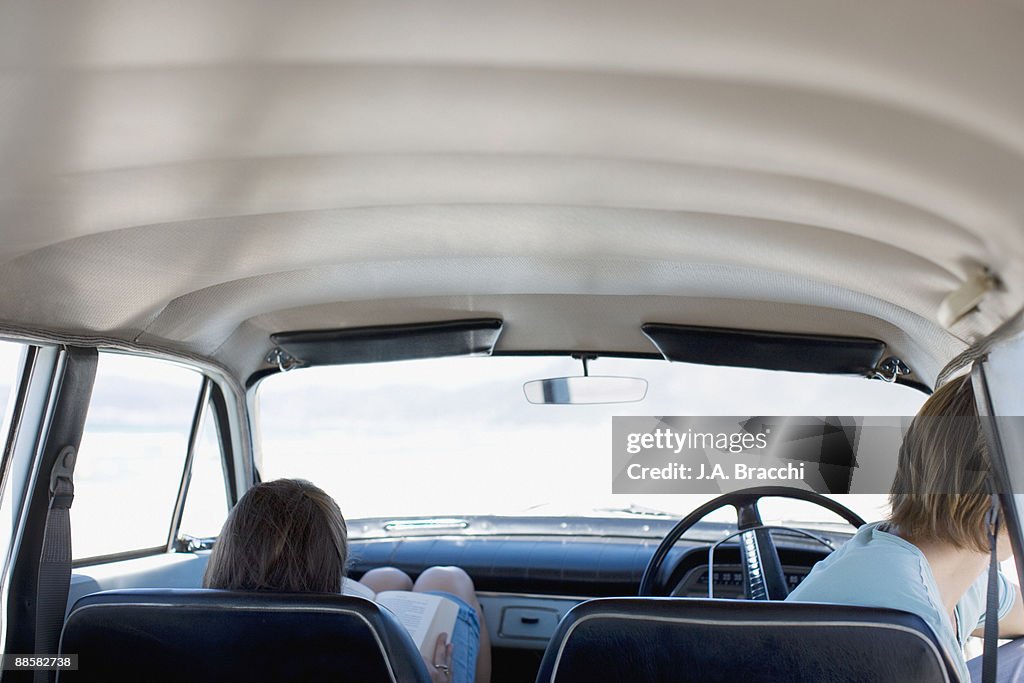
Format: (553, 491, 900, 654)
(265, 347, 301, 372)
(871, 357, 911, 383)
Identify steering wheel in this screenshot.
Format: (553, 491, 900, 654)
(638, 486, 866, 599)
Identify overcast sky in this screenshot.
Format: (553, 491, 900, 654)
(0, 344, 928, 528)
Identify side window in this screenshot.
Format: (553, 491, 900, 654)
(74, 353, 202, 560)
(0, 340, 26, 444)
(178, 399, 230, 540)
(0, 341, 29, 577)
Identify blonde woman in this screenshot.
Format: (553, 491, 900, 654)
(787, 376, 1024, 681)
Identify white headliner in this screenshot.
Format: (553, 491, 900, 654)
(1, 0, 1022, 383)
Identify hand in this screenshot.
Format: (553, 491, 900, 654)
(427, 632, 454, 683)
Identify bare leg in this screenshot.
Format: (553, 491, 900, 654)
(414, 566, 492, 683)
(359, 566, 414, 593)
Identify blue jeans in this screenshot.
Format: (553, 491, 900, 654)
(968, 638, 1024, 682)
(425, 591, 480, 683)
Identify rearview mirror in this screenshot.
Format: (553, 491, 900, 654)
(523, 376, 648, 405)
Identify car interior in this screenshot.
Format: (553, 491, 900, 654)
(1, 1, 1024, 682)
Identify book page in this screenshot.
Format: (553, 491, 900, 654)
(376, 591, 460, 658)
(341, 577, 377, 600)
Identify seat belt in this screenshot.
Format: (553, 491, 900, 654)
(981, 493, 1000, 683)
(33, 446, 77, 683)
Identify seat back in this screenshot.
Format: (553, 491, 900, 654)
(536, 597, 959, 683)
(58, 588, 431, 683)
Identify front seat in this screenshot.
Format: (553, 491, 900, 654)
(536, 597, 960, 683)
(58, 588, 432, 683)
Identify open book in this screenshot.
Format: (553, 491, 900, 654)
(342, 578, 460, 659)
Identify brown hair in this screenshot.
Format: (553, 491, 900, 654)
(889, 375, 993, 553)
(203, 478, 348, 592)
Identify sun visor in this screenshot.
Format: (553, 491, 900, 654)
(641, 323, 887, 376)
(267, 318, 503, 369)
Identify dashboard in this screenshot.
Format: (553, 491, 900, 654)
(346, 518, 849, 652)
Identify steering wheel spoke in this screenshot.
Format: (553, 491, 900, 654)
(734, 497, 789, 600)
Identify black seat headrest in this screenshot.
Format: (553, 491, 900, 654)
(58, 588, 431, 683)
(535, 597, 959, 683)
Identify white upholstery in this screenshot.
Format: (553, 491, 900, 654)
(1, 0, 1022, 382)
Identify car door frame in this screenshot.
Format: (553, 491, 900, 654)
(0, 341, 254, 665)
(972, 329, 1024, 587)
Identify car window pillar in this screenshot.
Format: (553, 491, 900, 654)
(2, 346, 97, 665)
(971, 330, 1024, 587)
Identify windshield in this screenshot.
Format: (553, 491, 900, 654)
(256, 355, 926, 528)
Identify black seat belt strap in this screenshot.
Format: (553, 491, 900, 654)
(982, 493, 1000, 683)
(33, 446, 77, 683)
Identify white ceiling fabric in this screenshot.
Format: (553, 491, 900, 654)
(1, 0, 1022, 384)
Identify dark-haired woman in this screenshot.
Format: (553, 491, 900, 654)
(203, 478, 491, 683)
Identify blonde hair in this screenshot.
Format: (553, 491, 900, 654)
(889, 375, 993, 553)
(204, 478, 348, 593)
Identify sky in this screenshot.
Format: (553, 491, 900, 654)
(256, 354, 926, 525)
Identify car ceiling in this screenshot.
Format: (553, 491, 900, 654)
(1, 0, 1022, 385)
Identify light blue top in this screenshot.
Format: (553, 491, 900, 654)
(786, 522, 1015, 682)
